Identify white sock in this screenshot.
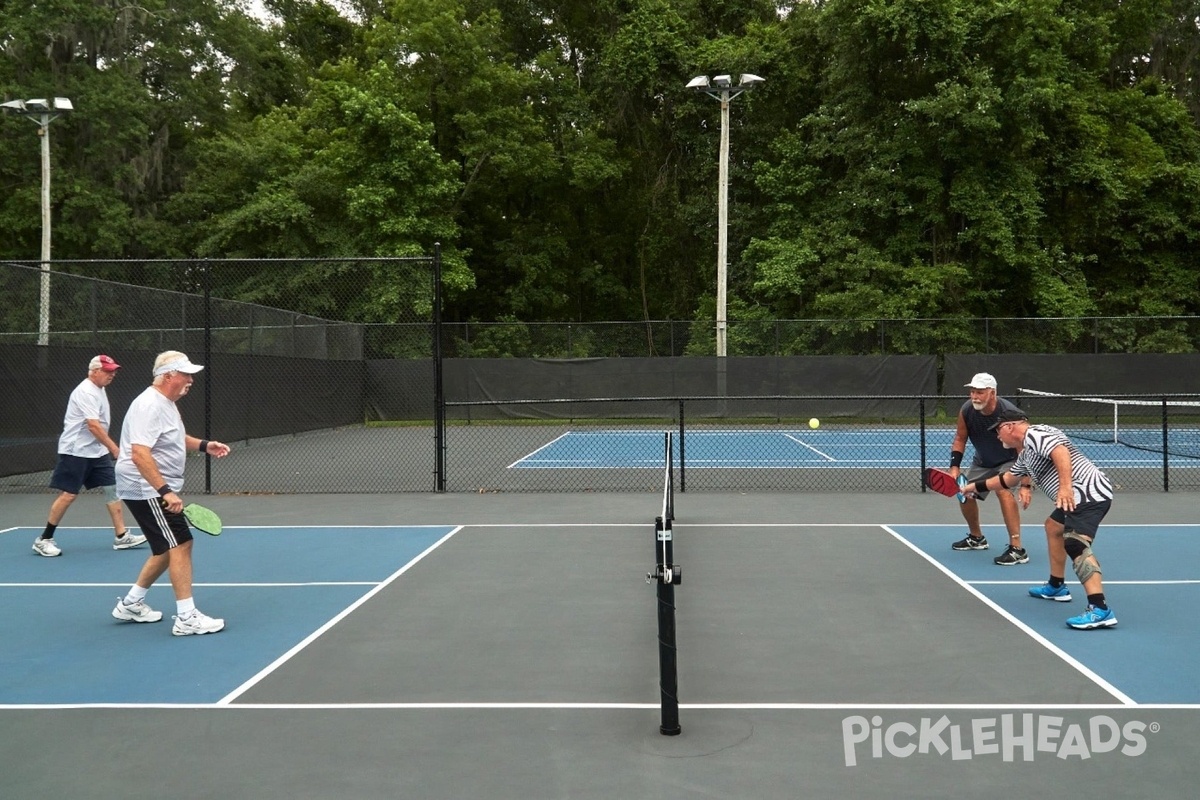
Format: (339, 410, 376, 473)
(123, 586, 148, 606)
(176, 597, 196, 618)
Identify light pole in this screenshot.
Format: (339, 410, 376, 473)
(2, 96, 74, 346)
(686, 74, 763, 357)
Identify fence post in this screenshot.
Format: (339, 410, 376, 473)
(433, 244, 446, 492)
(203, 259, 213, 494)
(1162, 397, 1169, 492)
(919, 397, 927, 493)
(678, 399, 686, 493)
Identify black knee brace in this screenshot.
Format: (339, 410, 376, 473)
(1064, 531, 1100, 583)
(1064, 534, 1088, 560)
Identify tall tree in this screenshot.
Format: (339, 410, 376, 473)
(745, 0, 1200, 353)
(0, 0, 296, 261)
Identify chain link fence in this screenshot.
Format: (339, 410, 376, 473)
(3, 259, 1199, 494)
(440, 316, 1200, 358)
(1, 258, 439, 493)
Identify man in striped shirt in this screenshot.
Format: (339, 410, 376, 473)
(964, 409, 1117, 630)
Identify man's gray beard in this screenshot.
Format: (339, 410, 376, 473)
(971, 400, 984, 411)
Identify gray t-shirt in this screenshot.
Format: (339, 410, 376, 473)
(116, 386, 188, 500)
(961, 396, 1023, 468)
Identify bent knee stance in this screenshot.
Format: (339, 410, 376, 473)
(1064, 531, 1100, 583)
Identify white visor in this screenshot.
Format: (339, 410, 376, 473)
(153, 357, 204, 376)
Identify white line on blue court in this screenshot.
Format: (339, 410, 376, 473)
(969, 580, 1200, 586)
(782, 432, 836, 460)
(881, 524, 1135, 706)
(0, 582, 379, 588)
(216, 525, 465, 705)
(3, 702, 1198, 710)
(508, 430, 572, 468)
(0, 524, 463, 531)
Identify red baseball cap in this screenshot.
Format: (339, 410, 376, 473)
(89, 354, 121, 372)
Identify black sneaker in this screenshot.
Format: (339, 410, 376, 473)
(993, 546, 1029, 566)
(951, 535, 989, 551)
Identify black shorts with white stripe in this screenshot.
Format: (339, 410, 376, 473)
(123, 498, 193, 555)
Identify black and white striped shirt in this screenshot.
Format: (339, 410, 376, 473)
(1010, 424, 1114, 504)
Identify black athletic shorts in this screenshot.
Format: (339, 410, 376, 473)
(1050, 499, 1112, 538)
(123, 498, 193, 555)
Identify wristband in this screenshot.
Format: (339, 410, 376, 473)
(949, 450, 964, 468)
(973, 479, 988, 494)
(157, 485, 172, 497)
(998, 472, 1008, 489)
(199, 439, 209, 454)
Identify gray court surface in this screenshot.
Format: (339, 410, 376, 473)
(2, 490, 1198, 799)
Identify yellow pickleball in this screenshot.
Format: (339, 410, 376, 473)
(809, 417, 820, 429)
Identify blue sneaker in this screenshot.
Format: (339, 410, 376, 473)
(1067, 605, 1117, 630)
(1029, 582, 1072, 602)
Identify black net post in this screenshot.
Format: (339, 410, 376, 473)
(655, 513, 680, 736)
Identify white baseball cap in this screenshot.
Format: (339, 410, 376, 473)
(964, 372, 997, 390)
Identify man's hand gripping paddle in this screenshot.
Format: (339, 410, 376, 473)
(924, 468, 969, 504)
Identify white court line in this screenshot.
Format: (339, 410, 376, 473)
(3, 701, 1197, 710)
(882, 524, 1135, 706)
(971, 580, 1200, 586)
(508, 431, 572, 468)
(1, 524, 463, 531)
(519, 459, 665, 465)
(0, 582, 378, 588)
(216, 525, 465, 705)
(781, 433, 835, 460)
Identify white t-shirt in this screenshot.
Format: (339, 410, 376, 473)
(58, 378, 111, 458)
(116, 386, 189, 500)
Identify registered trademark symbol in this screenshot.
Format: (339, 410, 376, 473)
(1149, 722, 1161, 734)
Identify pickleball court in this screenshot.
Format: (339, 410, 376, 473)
(2, 480, 1198, 799)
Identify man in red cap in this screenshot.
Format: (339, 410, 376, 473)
(33, 355, 147, 557)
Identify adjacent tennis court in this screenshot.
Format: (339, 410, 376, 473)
(511, 428, 1200, 469)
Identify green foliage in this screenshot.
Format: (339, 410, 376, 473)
(1, 0, 1198, 348)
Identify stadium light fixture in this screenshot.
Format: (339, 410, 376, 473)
(686, 75, 764, 357)
(2, 96, 74, 345)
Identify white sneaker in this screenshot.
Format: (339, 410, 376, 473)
(32, 538, 62, 557)
(172, 610, 225, 636)
(112, 598, 163, 623)
(113, 531, 148, 550)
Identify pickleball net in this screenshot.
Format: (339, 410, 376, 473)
(649, 431, 681, 735)
(1019, 388, 1200, 459)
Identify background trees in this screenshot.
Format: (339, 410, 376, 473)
(2, 0, 1199, 346)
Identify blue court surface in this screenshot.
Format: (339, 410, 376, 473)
(4, 519, 1195, 708)
(513, 429, 1198, 469)
(0, 525, 458, 704)
(890, 523, 1200, 704)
